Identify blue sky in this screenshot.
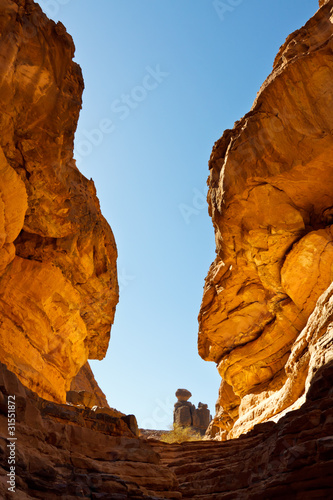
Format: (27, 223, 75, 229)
(37, 0, 318, 429)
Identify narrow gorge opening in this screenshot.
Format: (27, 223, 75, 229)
(1, 0, 333, 498)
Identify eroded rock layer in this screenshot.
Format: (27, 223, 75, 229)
(153, 360, 333, 498)
(0, 0, 118, 403)
(0, 362, 180, 499)
(198, 0, 333, 439)
(2, 359, 333, 498)
(70, 362, 109, 409)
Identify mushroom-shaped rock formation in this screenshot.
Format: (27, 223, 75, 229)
(176, 388, 192, 402)
(174, 389, 211, 435)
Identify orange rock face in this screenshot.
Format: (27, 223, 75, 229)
(199, 0, 333, 439)
(0, 362, 180, 499)
(70, 362, 109, 408)
(0, 0, 118, 403)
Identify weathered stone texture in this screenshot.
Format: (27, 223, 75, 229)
(0, 362, 180, 499)
(198, 0, 333, 439)
(0, 0, 118, 403)
(153, 360, 333, 498)
(2, 359, 333, 498)
(70, 362, 109, 408)
(174, 389, 211, 435)
(1, 0, 333, 497)
(175, 388, 192, 402)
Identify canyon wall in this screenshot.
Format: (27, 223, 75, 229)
(0, 0, 118, 403)
(0, 1, 333, 498)
(70, 362, 109, 408)
(0, 361, 180, 499)
(199, 0, 333, 440)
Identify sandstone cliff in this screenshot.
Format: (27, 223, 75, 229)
(0, 0, 118, 403)
(70, 362, 109, 408)
(198, 0, 333, 439)
(0, 361, 180, 499)
(0, 1, 333, 498)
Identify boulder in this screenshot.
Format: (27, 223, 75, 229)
(175, 388, 192, 402)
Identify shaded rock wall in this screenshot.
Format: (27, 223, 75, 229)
(153, 360, 333, 498)
(0, 362, 180, 499)
(0, 0, 118, 403)
(1, 360, 333, 498)
(198, 0, 333, 439)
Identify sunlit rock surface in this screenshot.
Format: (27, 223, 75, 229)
(0, 0, 118, 403)
(0, 0, 333, 497)
(199, 0, 333, 439)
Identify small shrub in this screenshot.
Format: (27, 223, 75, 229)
(160, 423, 202, 443)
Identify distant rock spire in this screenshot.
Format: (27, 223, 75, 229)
(173, 389, 211, 435)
